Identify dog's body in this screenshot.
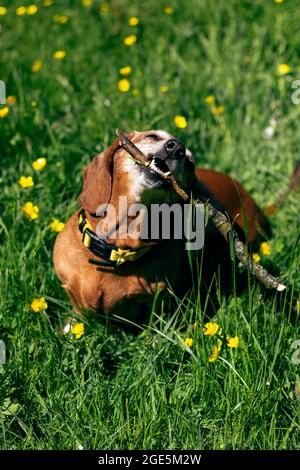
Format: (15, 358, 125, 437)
(53, 130, 270, 324)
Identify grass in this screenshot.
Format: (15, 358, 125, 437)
(0, 0, 300, 450)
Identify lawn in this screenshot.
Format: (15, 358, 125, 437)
(0, 0, 299, 450)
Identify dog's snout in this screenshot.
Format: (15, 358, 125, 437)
(164, 139, 186, 159)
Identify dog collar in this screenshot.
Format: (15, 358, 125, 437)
(78, 209, 152, 267)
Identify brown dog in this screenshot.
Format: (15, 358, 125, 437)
(53, 130, 270, 324)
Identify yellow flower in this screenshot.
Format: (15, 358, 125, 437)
(226, 336, 239, 348)
(44, 0, 53, 6)
(50, 219, 65, 233)
(129, 16, 139, 26)
(32, 157, 47, 171)
(132, 88, 139, 96)
(164, 6, 174, 14)
(53, 50, 66, 60)
(204, 95, 215, 105)
(31, 297, 48, 312)
(31, 100, 37, 108)
(16, 6, 27, 16)
(27, 5, 38, 15)
(260, 241, 271, 256)
(71, 322, 84, 339)
(22, 202, 39, 220)
(203, 322, 219, 336)
(0, 6, 7, 15)
(18, 176, 34, 189)
(118, 79, 130, 92)
(99, 3, 109, 13)
(277, 63, 291, 76)
(174, 115, 187, 128)
(208, 340, 222, 362)
(274, 0, 284, 3)
(123, 34, 137, 46)
(0, 106, 9, 118)
(208, 346, 219, 362)
(160, 85, 169, 93)
(82, 0, 93, 6)
(53, 14, 69, 24)
(211, 105, 225, 115)
(184, 337, 193, 347)
(6, 96, 17, 105)
(31, 60, 42, 72)
(119, 66, 132, 76)
(252, 253, 261, 264)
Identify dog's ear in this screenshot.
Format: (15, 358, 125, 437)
(79, 138, 120, 214)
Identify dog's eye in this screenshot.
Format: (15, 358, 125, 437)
(146, 134, 162, 141)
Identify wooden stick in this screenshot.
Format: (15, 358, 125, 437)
(116, 129, 286, 292)
(116, 129, 150, 167)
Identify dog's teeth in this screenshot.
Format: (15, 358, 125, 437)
(149, 159, 170, 176)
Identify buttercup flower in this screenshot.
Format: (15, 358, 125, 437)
(226, 336, 239, 348)
(31, 297, 48, 312)
(71, 322, 84, 339)
(119, 66, 132, 76)
(203, 322, 219, 336)
(252, 253, 261, 264)
(164, 6, 174, 14)
(208, 340, 222, 362)
(6, 96, 17, 105)
(53, 15, 69, 24)
(118, 79, 130, 92)
(32, 157, 46, 171)
(50, 219, 65, 233)
(99, 3, 109, 13)
(53, 50, 66, 60)
(82, 0, 93, 6)
(204, 95, 215, 105)
(123, 34, 137, 46)
(0, 6, 7, 15)
(160, 85, 169, 93)
(16, 6, 27, 16)
(174, 115, 187, 128)
(211, 105, 225, 115)
(129, 16, 139, 26)
(277, 63, 291, 76)
(32, 60, 42, 72)
(31, 100, 37, 108)
(18, 176, 34, 189)
(184, 337, 193, 347)
(27, 5, 38, 15)
(274, 0, 284, 3)
(0, 106, 9, 118)
(260, 241, 271, 256)
(22, 202, 39, 220)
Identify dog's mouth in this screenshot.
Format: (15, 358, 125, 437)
(149, 156, 171, 176)
(141, 155, 172, 188)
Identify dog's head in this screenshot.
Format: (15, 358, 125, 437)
(79, 130, 194, 214)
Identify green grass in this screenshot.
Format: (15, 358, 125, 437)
(0, 0, 300, 450)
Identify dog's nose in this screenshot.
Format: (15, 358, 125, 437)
(164, 139, 186, 159)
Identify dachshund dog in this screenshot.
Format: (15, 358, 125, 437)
(53, 130, 270, 325)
